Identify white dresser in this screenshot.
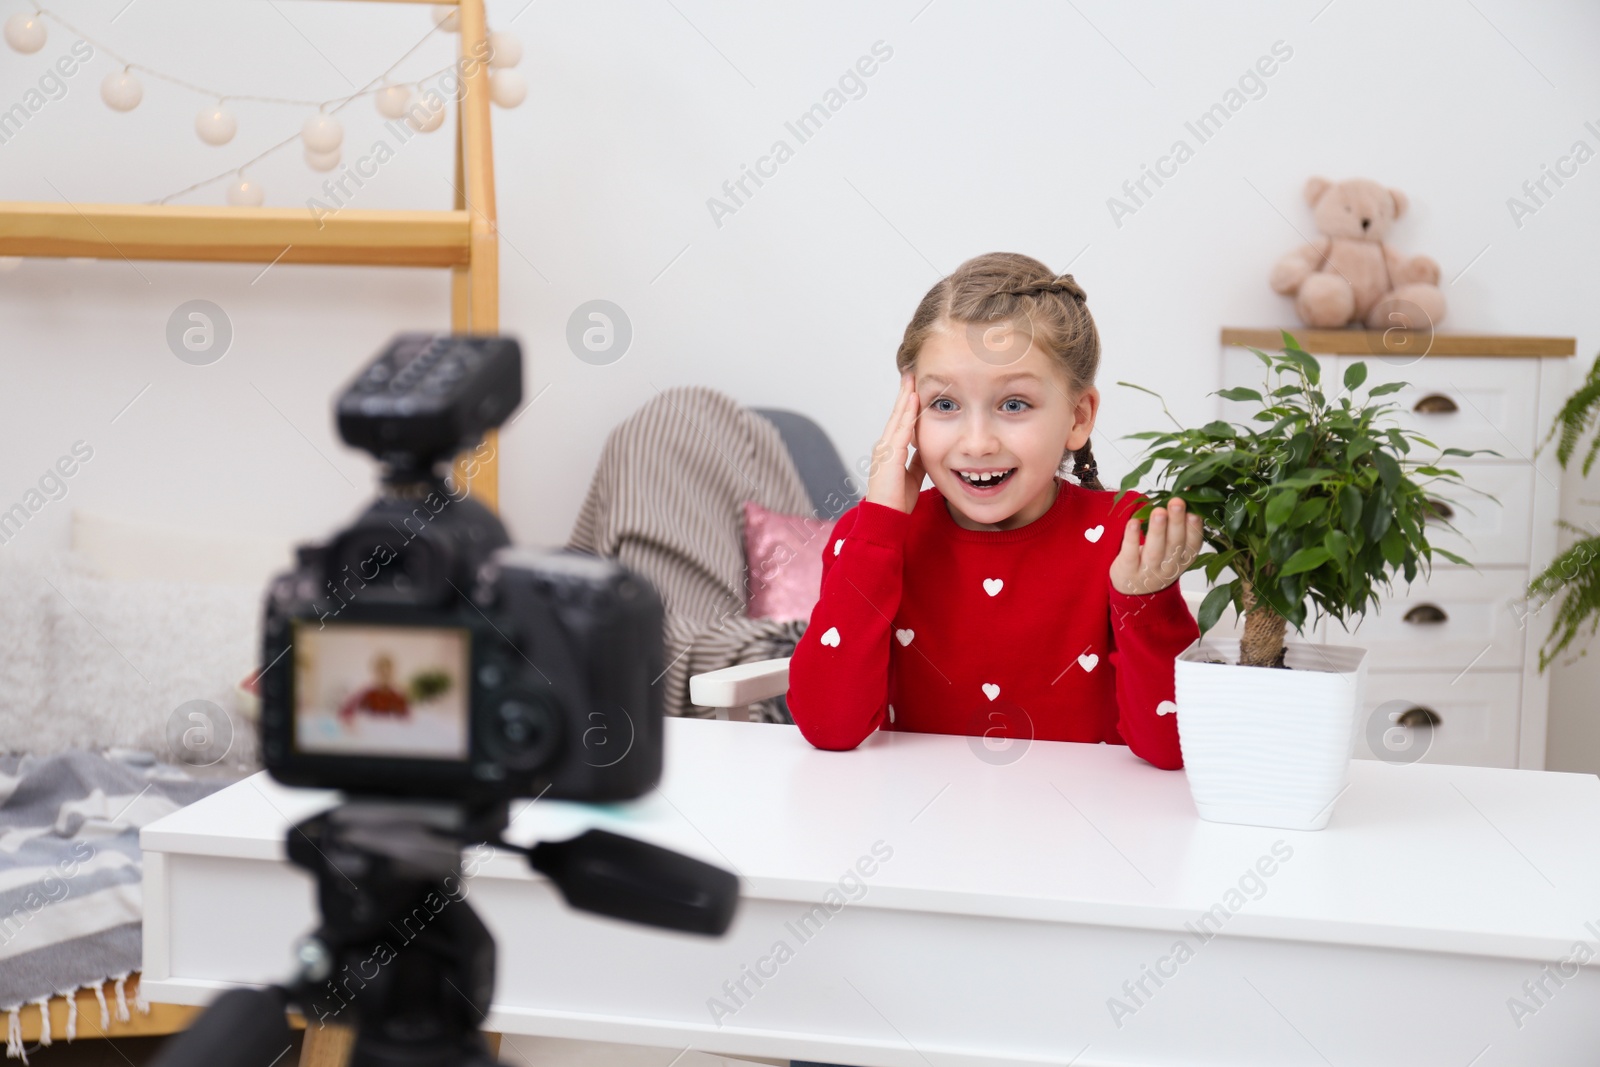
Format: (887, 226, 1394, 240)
(1173, 328, 1576, 771)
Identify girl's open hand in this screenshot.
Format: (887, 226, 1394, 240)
(1109, 496, 1203, 596)
(865, 372, 927, 515)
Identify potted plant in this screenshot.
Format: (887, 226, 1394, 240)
(1116, 330, 1497, 830)
(1526, 350, 1600, 670)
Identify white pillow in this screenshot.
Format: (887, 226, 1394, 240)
(71, 508, 295, 588)
(0, 549, 55, 753)
(0, 546, 262, 771)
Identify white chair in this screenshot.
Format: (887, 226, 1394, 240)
(690, 655, 793, 710)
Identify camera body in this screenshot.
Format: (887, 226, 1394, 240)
(257, 333, 665, 804)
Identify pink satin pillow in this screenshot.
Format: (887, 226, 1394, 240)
(741, 500, 839, 622)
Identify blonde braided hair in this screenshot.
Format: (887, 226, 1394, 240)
(994, 274, 1089, 304)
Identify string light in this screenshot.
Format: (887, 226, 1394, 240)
(302, 112, 344, 155)
(486, 29, 522, 68)
(195, 102, 237, 146)
(100, 68, 142, 111)
(485, 26, 526, 108)
(226, 176, 265, 207)
(3, 11, 46, 53)
(406, 97, 446, 134)
(374, 83, 413, 119)
(490, 70, 526, 108)
(2, 7, 527, 207)
(305, 146, 342, 172)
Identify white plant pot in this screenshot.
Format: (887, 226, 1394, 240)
(1174, 636, 1368, 831)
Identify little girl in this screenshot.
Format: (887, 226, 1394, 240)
(785, 252, 1204, 768)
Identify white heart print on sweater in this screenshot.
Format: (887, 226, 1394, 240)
(1078, 652, 1099, 672)
(982, 683, 1000, 701)
(895, 628, 914, 646)
(834, 538, 843, 556)
(1084, 524, 1104, 543)
(1157, 700, 1177, 716)
(820, 626, 841, 647)
(983, 578, 1003, 597)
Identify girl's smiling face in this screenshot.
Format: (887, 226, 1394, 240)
(913, 319, 1099, 532)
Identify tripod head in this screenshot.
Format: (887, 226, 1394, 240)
(149, 799, 740, 1067)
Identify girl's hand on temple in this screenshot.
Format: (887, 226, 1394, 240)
(1109, 496, 1203, 596)
(865, 372, 928, 515)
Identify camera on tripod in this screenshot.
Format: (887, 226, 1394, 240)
(258, 331, 666, 804)
(149, 334, 738, 1067)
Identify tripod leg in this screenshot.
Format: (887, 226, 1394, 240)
(300, 1024, 356, 1067)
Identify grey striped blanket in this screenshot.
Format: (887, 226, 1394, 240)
(0, 749, 238, 1060)
(567, 385, 816, 723)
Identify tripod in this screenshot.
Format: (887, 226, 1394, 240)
(150, 798, 740, 1067)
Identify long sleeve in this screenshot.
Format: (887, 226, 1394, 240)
(785, 501, 911, 751)
(1106, 580, 1197, 770)
(1103, 490, 1200, 771)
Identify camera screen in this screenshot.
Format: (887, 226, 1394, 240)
(292, 620, 471, 760)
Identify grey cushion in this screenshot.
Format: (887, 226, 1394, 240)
(750, 408, 860, 521)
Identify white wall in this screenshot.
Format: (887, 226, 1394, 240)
(3, 0, 1599, 764)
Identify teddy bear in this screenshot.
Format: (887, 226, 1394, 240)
(1269, 176, 1446, 331)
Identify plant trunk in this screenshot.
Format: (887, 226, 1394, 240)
(1239, 577, 1289, 669)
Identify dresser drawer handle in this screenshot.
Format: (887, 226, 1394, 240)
(1423, 498, 1454, 521)
(1403, 603, 1448, 625)
(1397, 705, 1442, 729)
(1413, 393, 1458, 414)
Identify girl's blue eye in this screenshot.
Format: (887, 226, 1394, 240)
(930, 397, 1029, 413)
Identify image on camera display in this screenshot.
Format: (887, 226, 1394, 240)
(292, 621, 471, 761)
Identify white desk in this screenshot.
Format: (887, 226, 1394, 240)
(142, 717, 1600, 1067)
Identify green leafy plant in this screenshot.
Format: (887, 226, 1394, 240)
(1526, 350, 1600, 670)
(1114, 330, 1501, 669)
(408, 668, 454, 703)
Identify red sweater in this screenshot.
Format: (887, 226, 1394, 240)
(785, 479, 1198, 770)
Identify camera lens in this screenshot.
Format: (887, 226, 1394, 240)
(486, 694, 562, 771)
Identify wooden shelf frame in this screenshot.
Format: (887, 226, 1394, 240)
(1222, 327, 1576, 359)
(0, 0, 504, 507)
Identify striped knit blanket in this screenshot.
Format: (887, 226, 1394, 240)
(567, 385, 817, 723)
(0, 749, 238, 1060)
